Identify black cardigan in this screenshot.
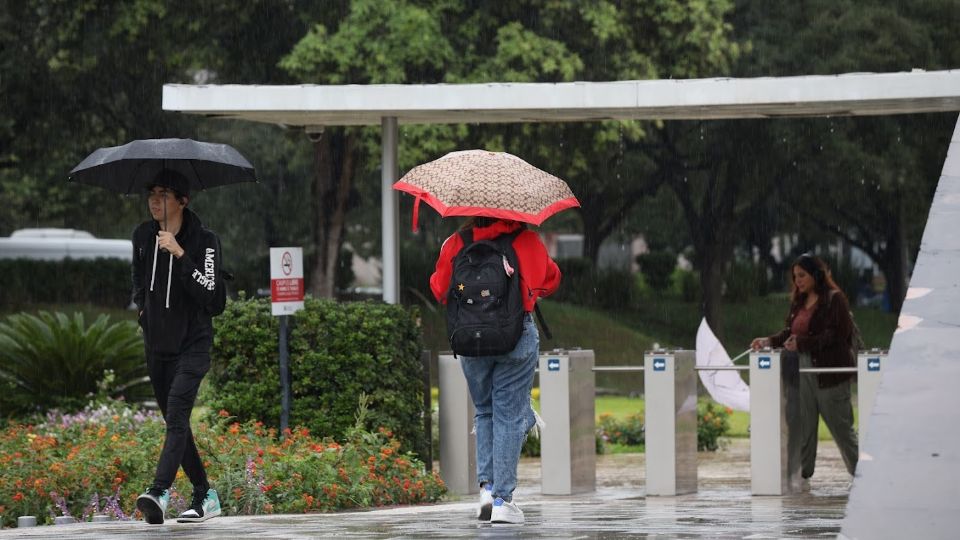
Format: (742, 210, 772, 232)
(768, 290, 856, 388)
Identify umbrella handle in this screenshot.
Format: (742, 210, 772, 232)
(411, 195, 422, 233)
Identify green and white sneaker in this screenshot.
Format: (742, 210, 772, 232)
(136, 488, 170, 525)
(177, 488, 222, 523)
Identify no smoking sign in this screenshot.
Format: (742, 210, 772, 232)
(270, 247, 304, 315)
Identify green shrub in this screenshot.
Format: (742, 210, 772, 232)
(521, 431, 541, 457)
(594, 269, 639, 309)
(0, 258, 131, 308)
(636, 251, 676, 293)
(597, 412, 645, 446)
(519, 429, 605, 457)
(697, 401, 732, 451)
(594, 405, 731, 453)
(0, 312, 149, 418)
(207, 295, 428, 459)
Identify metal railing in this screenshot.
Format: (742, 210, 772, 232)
(438, 348, 887, 498)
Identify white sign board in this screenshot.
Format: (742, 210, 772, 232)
(270, 247, 304, 316)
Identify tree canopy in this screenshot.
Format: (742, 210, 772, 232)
(1, 0, 956, 322)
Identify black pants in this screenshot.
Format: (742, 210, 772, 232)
(147, 349, 210, 493)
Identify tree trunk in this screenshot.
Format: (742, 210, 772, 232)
(880, 207, 910, 314)
(307, 130, 356, 298)
(700, 247, 727, 339)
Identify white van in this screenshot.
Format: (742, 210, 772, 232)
(0, 229, 132, 261)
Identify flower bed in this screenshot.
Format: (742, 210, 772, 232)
(0, 398, 444, 527)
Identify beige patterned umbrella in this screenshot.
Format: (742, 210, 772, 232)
(393, 149, 580, 231)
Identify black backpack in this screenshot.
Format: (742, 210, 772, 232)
(446, 228, 525, 356)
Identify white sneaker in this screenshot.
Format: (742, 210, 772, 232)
(177, 488, 222, 523)
(490, 497, 524, 524)
(476, 487, 494, 521)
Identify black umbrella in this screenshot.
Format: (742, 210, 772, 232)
(68, 138, 257, 194)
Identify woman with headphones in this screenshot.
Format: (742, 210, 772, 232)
(751, 254, 859, 483)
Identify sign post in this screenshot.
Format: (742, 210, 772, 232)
(270, 247, 304, 436)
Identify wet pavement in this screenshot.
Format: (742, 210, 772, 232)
(0, 439, 851, 538)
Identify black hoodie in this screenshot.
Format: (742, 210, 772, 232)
(132, 208, 220, 355)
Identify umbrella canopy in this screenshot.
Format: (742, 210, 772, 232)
(68, 138, 257, 194)
(393, 150, 580, 231)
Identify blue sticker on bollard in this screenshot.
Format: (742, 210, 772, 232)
(547, 358, 560, 372)
(867, 357, 880, 371)
(653, 358, 666, 371)
(758, 357, 772, 369)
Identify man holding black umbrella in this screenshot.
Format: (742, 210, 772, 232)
(132, 169, 222, 524)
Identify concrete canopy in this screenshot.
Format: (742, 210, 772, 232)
(164, 70, 960, 127)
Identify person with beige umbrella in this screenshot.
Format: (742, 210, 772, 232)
(396, 150, 579, 524)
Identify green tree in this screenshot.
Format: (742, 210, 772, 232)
(730, 0, 959, 313)
(0, 1, 325, 295)
(280, 0, 458, 297)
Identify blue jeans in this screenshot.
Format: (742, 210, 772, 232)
(459, 314, 539, 502)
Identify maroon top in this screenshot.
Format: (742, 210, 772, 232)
(791, 305, 814, 336)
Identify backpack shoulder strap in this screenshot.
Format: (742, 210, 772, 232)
(493, 227, 524, 254)
(458, 229, 473, 247)
(534, 303, 553, 340)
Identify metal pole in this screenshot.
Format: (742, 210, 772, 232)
(279, 314, 290, 435)
(421, 349, 433, 471)
(381, 116, 400, 304)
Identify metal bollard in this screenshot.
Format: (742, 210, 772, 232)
(17, 516, 37, 528)
(438, 354, 477, 496)
(539, 349, 596, 495)
(749, 350, 797, 495)
(857, 349, 887, 445)
(644, 350, 697, 496)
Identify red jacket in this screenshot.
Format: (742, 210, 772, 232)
(430, 220, 561, 312)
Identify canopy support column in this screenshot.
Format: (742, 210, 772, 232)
(381, 116, 400, 304)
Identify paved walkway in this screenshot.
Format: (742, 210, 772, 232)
(0, 439, 851, 538)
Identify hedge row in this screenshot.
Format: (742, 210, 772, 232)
(0, 258, 131, 307)
(206, 296, 428, 460)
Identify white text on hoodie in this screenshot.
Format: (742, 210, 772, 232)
(192, 248, 217, 291)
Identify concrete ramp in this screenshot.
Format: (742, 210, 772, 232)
(841, 114, 960, 538)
